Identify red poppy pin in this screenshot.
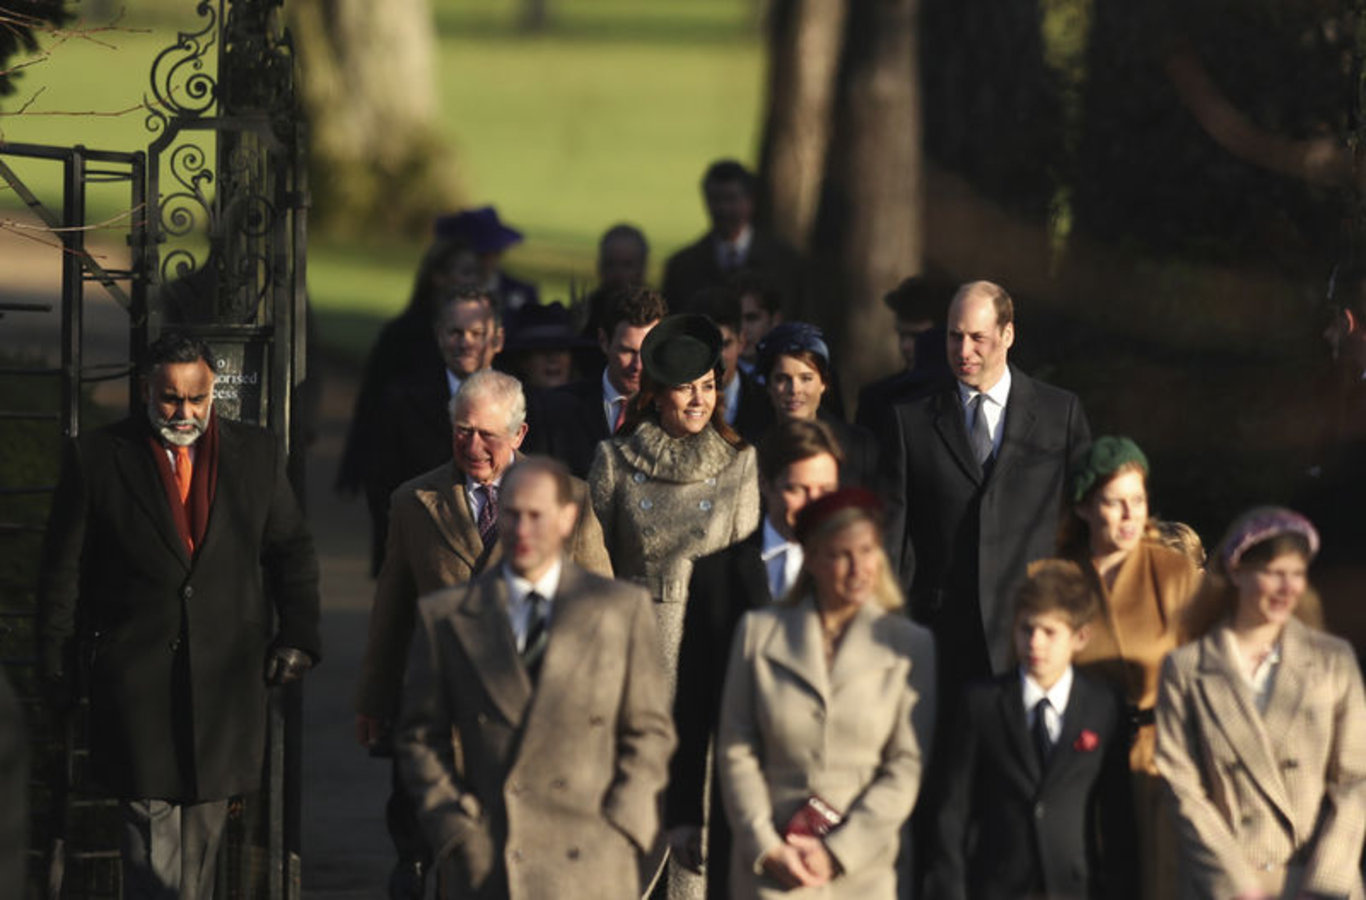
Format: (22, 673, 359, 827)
(1073, 730, 1100, 753)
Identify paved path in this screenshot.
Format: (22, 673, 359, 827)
(300, 356, 393, 898)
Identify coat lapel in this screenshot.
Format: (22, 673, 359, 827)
(450, 574, 531, 727)
(997, 680, 1043, 784)
(828, 604, 900, 695)
(114, 429, 190, 568)
(1040, 675, 1098, 792)
(931, 386, 983, 485)
(1195, 629, 1295, 824)
(415, 463, 485, 571)
(990, 366, 1037, 485)
(516, 563, 608, 751)
(760, 597, 830, 706)
(736, 529, 773, 606)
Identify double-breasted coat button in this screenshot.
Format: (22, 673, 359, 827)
(510, 849, 523, 863)
(181, 585, 194, 600)
(567, 847, 580, 860)
(705, 477, 717, 486)
(168, 637, 181, 652)
(510, 782, 523, 796)
(476, 713, 488, 725)
(639, 498, 653, 510)
(1033, 802, 1045, 820)
(699, 499, 713, 511)
(642, 525, 656, 537)
(633, 472, 647, 484)
(551, 777, 567, 790)
(589, 715, 606, 727)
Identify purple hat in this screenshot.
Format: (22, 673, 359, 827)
(433, 206, 524, 254)
(793, 487, 884, 545)
(1216, 506, 1320, 574)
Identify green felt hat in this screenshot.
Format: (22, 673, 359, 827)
(1070, 436, 1149, 504)
(641, 314, 722, 386)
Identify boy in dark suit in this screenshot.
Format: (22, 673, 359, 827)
(926, 560, 1137, 900)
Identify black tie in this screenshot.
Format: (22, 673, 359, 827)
(1032, 698, 1054, 767)
(970, 393, 994, 466)
(521, 591, 549, 681)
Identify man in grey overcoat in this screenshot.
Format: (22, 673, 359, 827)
(396, 455, 675, 900)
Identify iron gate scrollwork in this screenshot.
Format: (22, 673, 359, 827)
(2, 0, 310, 896)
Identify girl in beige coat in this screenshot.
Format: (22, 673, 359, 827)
(718, 490, 935, 900)
(1155, 507, 1366, 900)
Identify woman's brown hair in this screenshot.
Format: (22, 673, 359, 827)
(620, 368, 745, 448)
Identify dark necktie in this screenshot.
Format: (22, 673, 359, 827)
(477, 483, 498, 546)
(1032, 698, 1054, 767)
(970, 393, 994, 467)
(521, 591, 549, 681)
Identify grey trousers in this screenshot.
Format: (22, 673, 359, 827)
(119, 798, 229, 900)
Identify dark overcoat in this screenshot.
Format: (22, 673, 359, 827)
(38, 416, 321, 801)
(879, 366, 1090, 680)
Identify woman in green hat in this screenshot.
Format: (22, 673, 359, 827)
(1056, 435, 1201, 899)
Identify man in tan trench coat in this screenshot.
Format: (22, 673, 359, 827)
(396, 456, 675, 900)
(355, 370, 612, 898)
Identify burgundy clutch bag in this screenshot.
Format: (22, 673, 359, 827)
(783, 795, 843, 839)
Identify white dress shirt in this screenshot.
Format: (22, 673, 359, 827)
(958, 366, 1012, 456)
(1021, 664, 1073, 745)
(464, 472, 507, 524)
(446, 369, 464, 399)
(714, 223, 754, 271)
(760, 517, 803, 601)
(721, 373, 742, 426)
(1225, 630, 1282, 715)
(504, 558, 563, 652)
(162, 442, 198, 469)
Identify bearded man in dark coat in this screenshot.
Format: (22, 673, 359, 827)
(38, 332, 321, 900)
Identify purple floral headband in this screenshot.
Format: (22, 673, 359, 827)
(1218, 507, 1320, 573)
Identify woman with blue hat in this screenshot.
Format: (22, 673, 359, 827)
(754, 322, 879, 488)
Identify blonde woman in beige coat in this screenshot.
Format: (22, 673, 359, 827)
(1155, 507, 1366, 900)
(589, 314, 761, 679)
(718, 489, 935, 900)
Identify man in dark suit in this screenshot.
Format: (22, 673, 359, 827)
(880, 280, 1090, 690)
(690, 285, 770, 444)
(355, 371, 613, 899)
(395, 456, 675, 900)
(664, 419, 843, 899)
(530, 287, 667, 477)
(926, 561, 1136, 900)
(370, 287, 503, 570)
(37, 333, 320, 900)
(855, 274, 955, 431)
(662, 160, 800, 312)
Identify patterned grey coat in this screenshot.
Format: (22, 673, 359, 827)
(589, 420, 760, 679)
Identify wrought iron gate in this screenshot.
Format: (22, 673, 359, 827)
(0, 0, 308, 896)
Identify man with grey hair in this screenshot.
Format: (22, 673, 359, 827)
(354, 369, 612, 899)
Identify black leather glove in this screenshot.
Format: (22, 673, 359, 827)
(265, 646, 313, 685)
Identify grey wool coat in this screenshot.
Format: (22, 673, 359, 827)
(589, 420, 760, 677)
(1155, 617, 1366, 900)
(718, 597, 936, 900)
(395, 560, 676, 900)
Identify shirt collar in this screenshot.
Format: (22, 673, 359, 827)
(760, 516, 795, 561)
(957, 365, 1012, 408)
(1020, 664, 1074, 715)
(717, 223, 754, 257)
(505, 557, 563, 608)
(446, 369, 464, 398)
(601, 367, 627, 407)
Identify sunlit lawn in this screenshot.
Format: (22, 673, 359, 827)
(0, 0, 765, 359)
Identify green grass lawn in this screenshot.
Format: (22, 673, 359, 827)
(0, 0, 765, 360)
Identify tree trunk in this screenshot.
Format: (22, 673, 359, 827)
(756, 0, 848, 252)
(288, 0, 461, 237)
(810, 0, 922, 405)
